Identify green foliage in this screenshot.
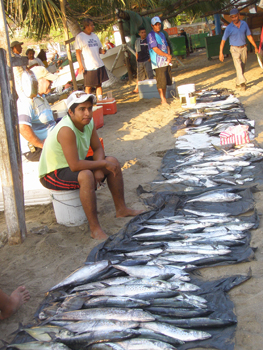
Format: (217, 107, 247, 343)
(4, 0, 230, 39)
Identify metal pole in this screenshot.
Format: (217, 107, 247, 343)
(60, 0, 78, 91)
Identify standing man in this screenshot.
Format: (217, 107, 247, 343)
(180, 28, 189, 57)
(147, 16, 173, 105)
(10, 40, 26, 98)
(39, 91, 143, 240)
(219, 8, 258, 91)
(18, 66, 57, 161)
(75, 18, 109, 101)
(132, 27, 154, 94)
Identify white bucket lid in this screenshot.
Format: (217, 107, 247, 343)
(177, 84, 195, 94)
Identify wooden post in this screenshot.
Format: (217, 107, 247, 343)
(60, 0, 78, 91)
(0, 0, 27, 244)
(0, 50, 27, 244)
(117, 19, 134, 84)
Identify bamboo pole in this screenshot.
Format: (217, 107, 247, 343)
(0, 0, 27, 244)
(60, 0, 78, 91)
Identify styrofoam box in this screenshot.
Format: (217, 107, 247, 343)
(138, 78, 176, 99)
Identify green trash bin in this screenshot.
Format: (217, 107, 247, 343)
(170, 36, 186, 58)
(205, 35, 230, 60)
(191, 33, 208, 50)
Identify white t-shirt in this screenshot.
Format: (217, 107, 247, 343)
(75, 32, 104, 71)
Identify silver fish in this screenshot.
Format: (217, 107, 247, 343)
(182, 167, 219, 175)
(118, 338, 177, 349)
(184, 209, 230, 217)
(64, 320, 139, 334)
(7, 342, 71, 350)
(141, 321, 211, 342)
(71, 276, 136, 292)
(87, 284, 178, 299)
(22, 326, 73, 342)
(112, 264, 189, 281)
(187, 190, 241, 203)
(52, 308, 155, 322)
(49, 260, 110, 291)
(84, 296, 151, 308)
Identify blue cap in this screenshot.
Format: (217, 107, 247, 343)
(151, 16, 161, 25)
(230, 8, 239, 16)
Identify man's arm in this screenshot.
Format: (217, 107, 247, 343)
(19, 124, 44, 148)
(99, 47, 106, 54)
(76, 49, 85, 75)
(90, 127, 107, 185)
(90, 127, 105, 161)
(247, 35, 259, 54)
(57, 126, 117, 175)
(219, 40, 226, 62)
(152, 47, 172, 60)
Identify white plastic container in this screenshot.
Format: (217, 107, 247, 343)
(50, 189, 87, 226)
(51, 99, 67, 120)
(177, 84, 196, 106)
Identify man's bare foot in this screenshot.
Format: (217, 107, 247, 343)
(0, 286, 30, 320)
(90, 228, 108, 240)
(116, 207, 144, 218)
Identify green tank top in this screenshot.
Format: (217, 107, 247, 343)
(38, 114, 94, 178)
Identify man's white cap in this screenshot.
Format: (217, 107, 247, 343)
(66, 91, 96, 110)
(31, 66, 57, 81)
(151, 16, 161, 25)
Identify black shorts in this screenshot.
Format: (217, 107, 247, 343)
(40, 156, 106, 191)
(155, 66, 172, 90)
(40, 167, 80, 190)
(84, 66, 109, 87)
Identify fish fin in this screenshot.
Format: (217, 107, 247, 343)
(47, 332, 57, 341)
(101, 282, 111, 287)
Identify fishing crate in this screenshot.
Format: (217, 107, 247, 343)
(138, 79, 176, 99)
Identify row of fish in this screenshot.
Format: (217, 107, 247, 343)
(8, 90, 259, 350)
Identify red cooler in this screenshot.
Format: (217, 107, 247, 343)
(97, 98, 117, 115)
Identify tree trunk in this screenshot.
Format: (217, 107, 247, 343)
(67, 17, 82, 37)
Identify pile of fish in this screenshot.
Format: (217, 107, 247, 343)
(7, 90, 261, 350)
(9, 256, 244, 350)
(172, 91, 255, 150)
(153, 144, 263, 191)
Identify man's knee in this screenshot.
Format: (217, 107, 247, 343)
(78, 169, 94, 185)
(105, 156, 119, 166)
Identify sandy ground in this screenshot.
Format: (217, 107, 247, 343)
(1, 49, 263, 349)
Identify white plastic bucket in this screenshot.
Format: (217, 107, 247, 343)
(50, 189, 87, 227)
(177, 84, 196, 106)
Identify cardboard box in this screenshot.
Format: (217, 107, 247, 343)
(97, 98, 117, 115)
(87, 138, 104, 157)
(138, 79, 176, 99)
(92, 105, 104, 129)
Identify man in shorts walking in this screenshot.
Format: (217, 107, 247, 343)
(147, 16, 172, 105)
(75, 18, 108, 100)
(132, 27, 154, 94)
(39, 91, 143, 240)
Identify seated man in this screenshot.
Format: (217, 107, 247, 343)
(38, 91, 143, 240)
(18, 66, 57, 161)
